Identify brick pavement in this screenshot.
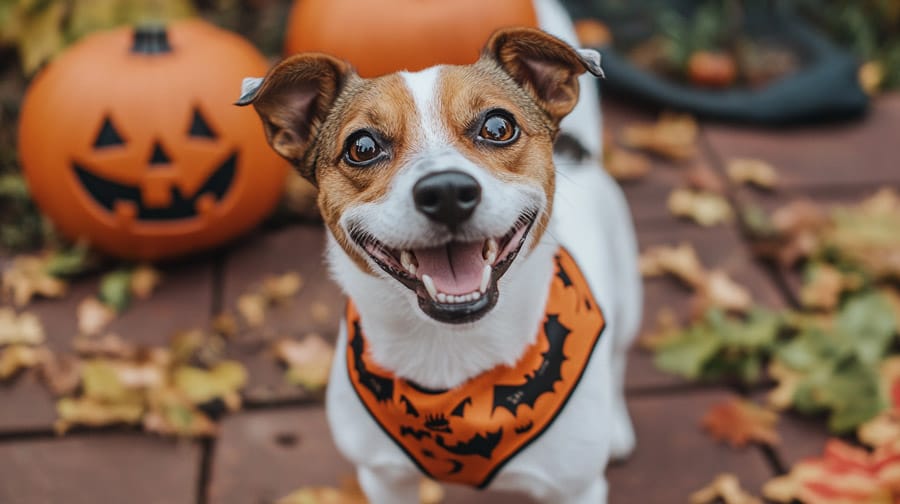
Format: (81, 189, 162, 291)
(2, 94, 899, 503)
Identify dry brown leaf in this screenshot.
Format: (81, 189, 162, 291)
(212, 312, 239, 338)
(639, 308, 682, 350)
(77, 297, 116, 336)
(726, 158, 778, 190)
(604, 146, 651, 181)
(668, 189, 734, 227)
(685, 163, 726, 194)
(36, 351, 82, 396)
(274, 334, 335, 391)
(639, 242, 707, 288)
(702, 397, 780, 447)
(799, 263, 864, 311)
(690, 473, 763, 504)
(0, 344, 44, 380)
(1, 255, 68, 307)
(700, 270, 753, 313)
(237, 293, 267, 328)
(0, 308, 45, 346)
(277, 477, 368, 504)
(622, 112, 698, 160)
(129, 264, 161, 300)
(262, 272, 304, 303)
(73, 333, 138, 359)
(419, 479, 445, 504)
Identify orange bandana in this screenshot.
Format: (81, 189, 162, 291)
(346, 247, 606, 488)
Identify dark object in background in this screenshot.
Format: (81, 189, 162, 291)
(561, 0, 869, 124)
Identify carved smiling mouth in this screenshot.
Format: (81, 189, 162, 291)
(351, 212, 537, 324)
(72, 153, 237, 221)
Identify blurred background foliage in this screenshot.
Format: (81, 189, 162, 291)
(0, 0, 898, 252)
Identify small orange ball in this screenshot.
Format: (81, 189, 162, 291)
(687, 51, 738, 88)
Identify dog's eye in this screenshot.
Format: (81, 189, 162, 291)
(344, 132, 384, 166)
(478, 113, 518, 145)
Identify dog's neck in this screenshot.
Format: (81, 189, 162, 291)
(327, 227, 559, 390)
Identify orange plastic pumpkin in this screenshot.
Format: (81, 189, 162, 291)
(283, 0, 538, 77)
(18, 20, 288, 261)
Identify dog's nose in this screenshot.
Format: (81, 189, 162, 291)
(413, 170, 481, 229)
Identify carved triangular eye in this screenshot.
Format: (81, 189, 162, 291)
(94, 116, 125, 148)
(188, 108, 217, 139)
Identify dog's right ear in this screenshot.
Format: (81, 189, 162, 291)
(236, 54, 351, 182)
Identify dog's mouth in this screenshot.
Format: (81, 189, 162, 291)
(351, 212, 537, 324)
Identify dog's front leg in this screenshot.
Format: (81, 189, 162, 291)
(357, 465, 420, 504)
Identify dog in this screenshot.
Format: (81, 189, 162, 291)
(237, 1, 641, 501)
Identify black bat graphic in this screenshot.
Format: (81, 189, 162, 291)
(492, 315, 570, 416)
(450, 397, 472, 417)
(436, 428, 503, 459)
(399, 395, 420, 417)
(350, 320, 394, 403)
(514, 420, 534, 434)
(446, 458, 464, 474)
(424, 413, 452, 433)
(400, 426, 433, 440)
(554, 255, 573, 287)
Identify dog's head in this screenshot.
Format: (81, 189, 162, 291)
(238, 28, 602, 324)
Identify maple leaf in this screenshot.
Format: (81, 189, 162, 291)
(262, 272, 304, 303)
(726, 158, 778, 190)
(274, 334, 335, 391)
(800, 262, 863, 311)
(2, 254, 68, 307)
(0, 344, 44, 380)
(621, 112, 698, 160)
(702, 398, 780, 448)
(668, 188, 734, 227)
(763, 439, 900, 504)
(690, 473, 763, 504)
(639, 242, 707, 288)
(695, 270, 753, 314)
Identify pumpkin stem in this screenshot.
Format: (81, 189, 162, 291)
(132, 25, 171, 54)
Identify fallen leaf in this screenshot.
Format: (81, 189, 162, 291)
(574, 18, 612, 47)
(36, 351, 82, 396)
(277, 477, 368, 504)
(129, 264, 161, 300)
(859, 60, 885, 96)
(77, 297, 116, 336)
(639, 242, 706, 288)
(419, 479, 445, 504)
(690, 473, 763, 504)
(685, 163, 726, 194)
(800, 263, 862, 311)
(143, 387, 218, 437)
(0, 344, 43, 380)
(0, 308, 45, 346)
(1, 254, 68, 306)
(702, 398, 780, 448)
(639, 308, 682, 350)
(622, 112, 698, 160)
(262, 272, 304, 303)
(697, 270, 753, 314)
(73, 333, 137, 359)
(274, 334, 335, 391)
(310, 302, 332, 325)
(604, 146, 651, 181)
(668, 189, 734, 227)
(763, 439, 899, 503)
(56, 397, 144, 433)
(767, 360, 803, 411)
(99, 269, 133, 312)
(726, 158, 778, 190)
(212, 312, 239, 338)
(237, 293, 267, 328)
(173, 361, 247, 407)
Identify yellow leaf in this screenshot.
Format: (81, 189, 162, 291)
(622, 112, 698, 160)
(56, 396, 144, 433)
(262, 272, 304, 303)
(726, 158, 778, 190)
(129, 264, 161, 300)
(237, 293, 267, 328)
(690, 473, 762, 504)
(77, 297, 117, 336)
(2, 255, 68, 307)
(0, 308, 45, 346)
(0, 344, 43, 380)
(17, 1, 67, 74)
(668, 189, 733, 227)
(700, 270, 753, 314)
(173, 361, 247, 405)
(639, 242, 707, 288)
(274, 334, 335, 391)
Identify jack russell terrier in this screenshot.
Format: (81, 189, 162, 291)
(237, 1, 641, 501)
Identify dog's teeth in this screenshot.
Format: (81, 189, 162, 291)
(484, 238, 499, 264)
(422, 275, 438, 301)
(437, 293, 447, 303)
(401, 251, 417, 275)
(472, 291, 481, 301)
(480, 265, 491, 293)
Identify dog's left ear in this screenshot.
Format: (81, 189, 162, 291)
(484, 27, 603, 124)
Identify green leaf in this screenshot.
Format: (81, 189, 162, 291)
(99, 269, 133, 312)
(44, 242, 92, 277)
(835, 291, 898, 363)
(653, 324, 722, 379)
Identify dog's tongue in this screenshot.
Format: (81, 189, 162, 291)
(415, 241, 485, 295)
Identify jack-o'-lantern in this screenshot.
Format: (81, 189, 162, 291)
(18, 20, 288, 261)
(283, 0, 538, 77)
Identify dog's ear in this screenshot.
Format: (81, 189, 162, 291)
(484, 27, 603, 124)
(236, 54, 352, 182)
